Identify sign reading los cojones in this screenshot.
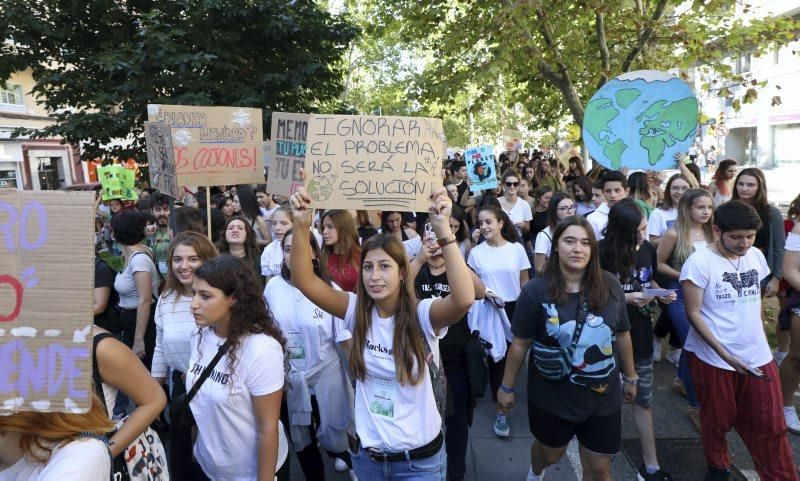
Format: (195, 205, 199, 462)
(147, 104, 264, 186)
(267, 112, 309, 196)
(304, 115, 445, 211)
(0, 191, 94, 413)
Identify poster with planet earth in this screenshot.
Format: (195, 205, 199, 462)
(582, 70, 698, 172)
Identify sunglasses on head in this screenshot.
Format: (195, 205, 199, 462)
(505, 181, 519, 187)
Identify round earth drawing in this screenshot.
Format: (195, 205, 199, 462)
(308, 176, 333, 202)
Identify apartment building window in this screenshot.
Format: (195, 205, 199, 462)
(735, 51, 752, 74)
(0, 84, 25, 112)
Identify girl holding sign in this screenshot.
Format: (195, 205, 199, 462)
(289, 184, 475, 480)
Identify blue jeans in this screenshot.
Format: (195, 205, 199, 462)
(351, 440, 446, 480)
(667, 281, 699, 408)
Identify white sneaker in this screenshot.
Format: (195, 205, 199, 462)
(665, 348, 682, 367)
(349, 470, 359, 481)
(652, 340, 662, 362)
(527, 466, 545, 480)
(334, 457, 349, 472)
(774, 350, 789, 366)
(785, 407, 800, 435)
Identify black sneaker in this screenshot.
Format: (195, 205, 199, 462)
(637, 465, 673, 481)
(704, 468, 730, 481)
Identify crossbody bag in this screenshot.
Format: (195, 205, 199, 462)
(170, 340, 231, 428)
(532, 295, 589, 381)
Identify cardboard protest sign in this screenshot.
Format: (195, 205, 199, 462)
(582, 70, 698, 171)
(267, 112, 309, 196)
(304, 115, 445, 211)
(144, 121, 182, 199)
(503, 129, 523, 152)
(555, 141, 581, 169)
(147, 104, 264, 186)
(0, 190, 95, 413)
(464, 145, 497, 192)
(97, 164, 138, 202)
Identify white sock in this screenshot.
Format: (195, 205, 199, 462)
(645, 465, 660, 474)
(527, 466, 545, 480)
(784, 406, 796, 416)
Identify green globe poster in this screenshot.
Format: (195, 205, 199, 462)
(582, 70, 698, 171)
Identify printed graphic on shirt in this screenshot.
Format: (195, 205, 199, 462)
(188, 361, 229, 385)
(369, 377, 396, 418)
(286, 330, 306, 360)
(666, 219, 676, 230)
(619, 266, 652, 292)
(717, 269, 760, 300)
(541, 303, 615, 391)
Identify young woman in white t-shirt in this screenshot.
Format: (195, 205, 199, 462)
(152, 231, 218, 480)
(468, 204, 530, 438)
(647, 174, 692, 248)
(534, 193, 576, 275)
(188, 255, 289, 481)
(498, 170, 533, 240)
(0, 394, 113, 481)
(264, 229, 355, 480)
(261, 206, 293, 279)
(289, 186, 475, 480)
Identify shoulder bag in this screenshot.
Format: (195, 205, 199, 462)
(170, 340, 231, 429)
(531, 295, 589, 381)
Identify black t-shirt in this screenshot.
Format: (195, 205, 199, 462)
(511, 272, 630, 422)
(455, 180, 471, 206)
(358, 225, 379, 243)
(94, 257, 119, 332)
(531, 210, 548, 239)
(414, 264, 470, 372)
(598, 240, 657, 362)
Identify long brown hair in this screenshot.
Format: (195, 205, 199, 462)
(544, 216, 610, 312)
(712, 159, 737, 196)
(732, 167, 769, 218)
(194, 255, 286, 377)
(0, 393, 114, 462)
(216, 216, 260, 268)
(661, 174, 693, 210)
(673, 189, 715, 267)
(321, 209, 361, 269)
(789, 192, 800, 221)
(163, 231, 219, 297)
(350, 234, 426, 386)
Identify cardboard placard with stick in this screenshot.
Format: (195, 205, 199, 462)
(0, 190, 95, 414)
(144, 121, 182, 200)
(304, 114, 445, 212)
(267, 112, 309, 197)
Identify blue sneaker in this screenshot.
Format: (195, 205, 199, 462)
(493, 412, 510, 438)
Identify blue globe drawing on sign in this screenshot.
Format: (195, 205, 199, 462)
(582, 70, 698, 171)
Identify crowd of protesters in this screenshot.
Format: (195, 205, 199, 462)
(2, 147, 800, 481)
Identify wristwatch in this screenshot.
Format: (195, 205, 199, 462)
(621, 374, 639, 385)
(436, 233, 457, 248)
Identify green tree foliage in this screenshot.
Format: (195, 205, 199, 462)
(0, 0, 358, 161)
(351, 0, 799, 134)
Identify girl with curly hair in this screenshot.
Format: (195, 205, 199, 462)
(187, 255, 288, 481)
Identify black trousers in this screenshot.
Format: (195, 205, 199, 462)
(118, 305, 157, 371)
(279, 396, 351, 481)
(168, 370, 193, 481)
(444, 367, 473, 481)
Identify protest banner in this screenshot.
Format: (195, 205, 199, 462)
(582, 70, 698, 171)
(0, 190, 94, 413)
(304, 115, 445, 211)
(144, 121, 182, 200)
(97, 164, 138, 202)
(503, 129, 523, 152)
(267, 112, 309, 196)
(555, 141, 581, 169)
(147, 104, 264, 186)
(464, 145, 497, 192)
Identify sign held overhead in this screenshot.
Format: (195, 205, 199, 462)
(144, 121, 182, 199)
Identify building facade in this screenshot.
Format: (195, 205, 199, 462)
(0, 68, 84, 190)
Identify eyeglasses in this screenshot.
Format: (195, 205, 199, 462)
(557, 205, 577, 212)
(505, 181, 519, 187)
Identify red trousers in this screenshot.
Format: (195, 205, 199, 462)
(689, 352, 798, 480)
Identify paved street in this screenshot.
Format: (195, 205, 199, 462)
(289, 359, 800, 480)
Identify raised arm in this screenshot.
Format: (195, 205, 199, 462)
(289, 187, 350, 319)
(429, 187, 475, 330)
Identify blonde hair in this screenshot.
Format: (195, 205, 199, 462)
(673, 189, 715, 267)
(0, 393, 114, 462)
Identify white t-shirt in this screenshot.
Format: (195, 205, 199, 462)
(260, 231, 323, 277)
(114, 250, 160, 309)
(647, 208, 678, 238)
(0, 439, 110, 481)
(501, 197, 533, 225)
(534, 227, 553, 256)
(403, 236, 422, 260)
(467, 241, 530, 302)
(264, 276, 351, 373)
(586, 203, 610, 240)
(187, 329, 288, 480)
(152, 291, 196, 377)
(680, 246, 772, 370)
(343, 292, 444, 451)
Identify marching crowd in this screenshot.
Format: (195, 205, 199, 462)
(2, 150, 800, 481)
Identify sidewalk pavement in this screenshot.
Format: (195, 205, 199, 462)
(289, 360, 800, 480)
